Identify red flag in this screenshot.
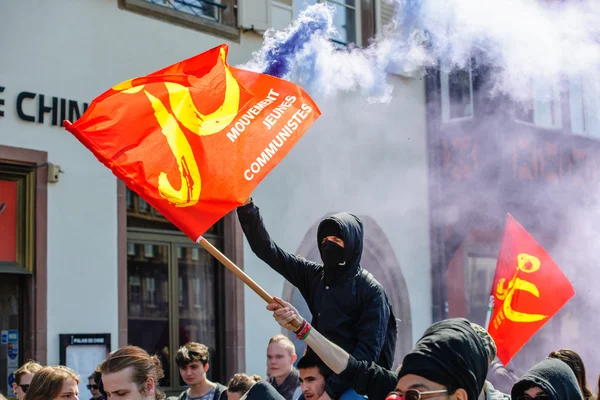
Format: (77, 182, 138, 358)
(64, 44, 320, 240)
(488, 214, 575, 365)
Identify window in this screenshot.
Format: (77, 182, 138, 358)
(464, 255, 497, 327)
(143, 0, 224, 21)
(123, 185, 244, 383)
(515, 79, 562, 129)
(440, 60, 474, 122)
(569, 78, 600, 138)
(119, 0, 239, 41)
(294, 0, 360, 46)
(127, 235, 225, 389)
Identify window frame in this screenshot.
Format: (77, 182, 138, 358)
(294, 0, 363, 46)
(0, 164, 36, 274)
(569, 77, 600, 138)
(126, 229, 226, 392)
(440, 59, 475, 123)
(118, 0, 241, 42)
(514, 79, 563, 130)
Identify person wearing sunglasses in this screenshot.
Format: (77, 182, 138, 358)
(12, 361, 43, 400)
(87, 373, 105, 400)
(511, 358, 583, 400)
(268, 297, 489, 400)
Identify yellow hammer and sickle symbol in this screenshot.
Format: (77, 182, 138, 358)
(495, 253, 548, 323)
(113, 48, 240, 207)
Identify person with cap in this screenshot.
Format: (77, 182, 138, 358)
(267, 297, 489, 400)
(469, 324, 510, 400)
(511, 358, 583, 400)
(238, 199, 397, 399)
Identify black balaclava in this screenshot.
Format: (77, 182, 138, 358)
(318, 220, 344, 265)
(511, 358, 583, 400)
(396, 318, 489, 400)
(316, 212, 364, 278)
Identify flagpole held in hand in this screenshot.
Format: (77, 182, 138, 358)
(197, 236, 302, 331)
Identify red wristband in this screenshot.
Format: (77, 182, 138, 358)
(294, 319, 307, 335)
(296, 321, 311, 340)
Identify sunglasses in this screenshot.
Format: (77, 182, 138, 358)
(87, 385, 99, 390)
(19, 385, 30, 393)
(515, 396, 548, 400)
(386, 389, 448, 400)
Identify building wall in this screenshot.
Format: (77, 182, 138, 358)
(242, 75, 430, 375)
(0, 0, 262, 372)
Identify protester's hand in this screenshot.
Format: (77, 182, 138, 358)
(267, 296, 304, 332)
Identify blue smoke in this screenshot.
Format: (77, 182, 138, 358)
(260, 5, 332, 79)
(242, 0, 600, 104)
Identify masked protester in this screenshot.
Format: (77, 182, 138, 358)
(511, 358, 583, 400)
(238, 199, 397, 399)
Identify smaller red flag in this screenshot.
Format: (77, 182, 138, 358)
(488, 214, 575, 365)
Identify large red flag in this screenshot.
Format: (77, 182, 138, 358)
(488, 214, 575, 365)
(64, 44, 320, 240)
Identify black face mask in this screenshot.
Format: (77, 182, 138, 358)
(320, 240, 345, 265)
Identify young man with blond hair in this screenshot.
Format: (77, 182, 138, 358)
(267, 335, 301, 400)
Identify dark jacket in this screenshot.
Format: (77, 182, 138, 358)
(173, 384, 228, 400)
(511, 358, 583, 400)
(267, 368, 301, 400)
(338, 356, 398, 400)
(237, 201, 397, 398)
(241, 382, 286, 400)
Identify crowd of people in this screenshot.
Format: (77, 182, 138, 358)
(2, 201, 596, 400)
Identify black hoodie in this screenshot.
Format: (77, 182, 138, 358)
(240, 382, 285, 400)
(511, 358, 583, 400)
(237, 202, 396, 398)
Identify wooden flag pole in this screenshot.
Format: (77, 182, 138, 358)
(198, 237, 302, 330)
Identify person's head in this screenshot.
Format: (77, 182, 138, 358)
(24, 366, 79, 400)
(99, 346, 165, 400)
(13, 361, 43, 400)
(297, 354, 332, 400)
(317, 213, 363, 267)
(511, 358, 583, 400)
(266, 335, 297, 381)
(88, 373, 102, 399)
(548, 349, 592, 399)
(389, 318, 489, 400)
(470, 323, 497, 365)
(175, 342, 210, 386)
(92, 369, 106, 399)
(227, 374, 262, 400)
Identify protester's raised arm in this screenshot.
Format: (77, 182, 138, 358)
(237, 200, 319, 294)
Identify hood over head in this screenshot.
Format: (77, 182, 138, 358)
(317, 212, 363, 270)
(511, 358, 583, 400)
(240, 381, 285, 400)
(397, 318, 489, 400)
